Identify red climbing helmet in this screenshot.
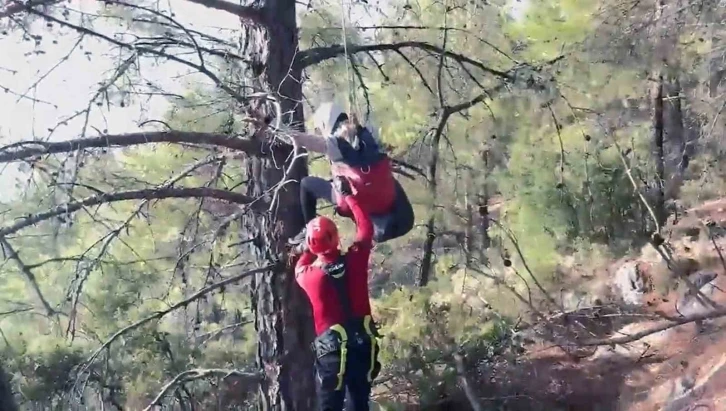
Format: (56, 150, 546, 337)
(305, 216, 340, 255)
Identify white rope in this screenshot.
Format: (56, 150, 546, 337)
(338, 0, 360, 121)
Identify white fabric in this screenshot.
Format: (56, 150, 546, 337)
(312, 102, 346, 137)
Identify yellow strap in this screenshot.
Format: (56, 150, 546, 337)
(329, 324, 349, 391)
(363, 315, 379, 382)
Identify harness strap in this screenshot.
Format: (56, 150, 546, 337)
(321, 254, 353, 321)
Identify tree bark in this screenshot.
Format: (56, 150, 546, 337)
(241, 1, 316, 409)
(653, 73, 667, 228)
(0, 363, 17, 411)
(476, 146, 491, 263)
(417, 113, 445, 287)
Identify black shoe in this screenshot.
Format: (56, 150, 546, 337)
(288, 227, 306, 246)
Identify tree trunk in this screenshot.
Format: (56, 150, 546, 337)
(418, 114, 445, 287)
(0, 364, 17, 411)
(708, 0, 723, 98)
(476, 146, 490, 263)
(651, 0, 686, 228)
(651, 0, 668, 229)
(241, 1, 316, 409)
(652, 73, 667, 228)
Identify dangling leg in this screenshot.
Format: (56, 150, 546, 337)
(370, 180, 414, 243)
(289, 176, 334, 245)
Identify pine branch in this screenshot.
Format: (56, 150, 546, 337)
(296, 41, 513, 79)
(0, 187, 266, 237)
(580, 306, 726, 346)
(77, 263, 277, 378)
(0, 236, 57, 317)
(144, 368, 262, 411)
(0, 131, 274, 164)
(0, 0, 60, 18)
(183, 0, 267, 27)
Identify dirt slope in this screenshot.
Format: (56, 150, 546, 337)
(473, 199, 726, 411)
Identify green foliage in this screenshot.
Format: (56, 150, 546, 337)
(373, 276, 518, 406)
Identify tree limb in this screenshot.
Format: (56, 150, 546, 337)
(0, 0, 60, 18)
(182, 0, 268, 27)
(0, 131, 276, 164)
(296, 41, 513, 79)
(77, 263, 277, 378)
(0, 236, 56, 317)
(144, 368, 262, 411)
(24, 7, 251, 105)
(579, 306, 726, 346)
(0, 187, 265, 237)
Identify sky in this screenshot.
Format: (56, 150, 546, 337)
(0, 0, 528, 195)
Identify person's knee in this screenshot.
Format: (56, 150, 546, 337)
(301, 176, 317, 191)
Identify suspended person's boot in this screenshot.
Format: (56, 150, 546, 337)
(288, 226, 307, 247)
(370, 180, 414, 243)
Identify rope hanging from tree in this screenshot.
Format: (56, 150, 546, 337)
(338, 0, 361, 122)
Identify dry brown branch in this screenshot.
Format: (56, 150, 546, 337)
(0, 131, 272, 164)
(0, 187, 265, 238)
(65, 156, 229, 338)
(296, 41, 514, 78)
(77, 263, 276, 378)
(453, 353, 483, 411)
(0, 236, 56, 317)
(488, 218, 561, 309)
(0, 0, 60, 18)
(143, 368, 262, 411)
(579, 306, 726, 346)
(182, 0, 267, 27)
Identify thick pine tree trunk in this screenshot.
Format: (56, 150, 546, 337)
(0, 364, 17, 411)
(241, 1, 316, 409)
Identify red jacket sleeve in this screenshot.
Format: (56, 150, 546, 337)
(345, 195, 373, 248)
(295, 250, 317, 279)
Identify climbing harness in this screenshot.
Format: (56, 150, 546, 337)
(311, 255, 381, 389)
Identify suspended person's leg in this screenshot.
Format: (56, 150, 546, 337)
(289, 176, 334, 245)
(370, 180, 414, 243)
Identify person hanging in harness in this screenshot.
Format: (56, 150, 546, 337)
(287, 101, 415, 246)
(293, 176, 382, 411)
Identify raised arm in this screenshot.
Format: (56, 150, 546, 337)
(288, 131, 328, 155)
(345, 195, 374, 247)
(294, 249, 317, 278)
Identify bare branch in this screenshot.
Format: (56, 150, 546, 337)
(0, 187, 265, 237)
(144, 368, 262, 411)
(0, 237, 56, 316)
(453, 353, 483, 411)
(0, 131, 274, 164)
(580, 306, 726, 346)
(296, 41, 513, 79)
(182, 0, 268, 27)
(24, 7, 251, 104)
(0, 0, 60, 19)
(77, 263, 276, 379)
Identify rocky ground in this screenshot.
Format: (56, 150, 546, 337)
(438, 199, 726, 411)
(493, 198, 726, 411)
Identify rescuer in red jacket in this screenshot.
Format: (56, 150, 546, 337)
(293, 176, 381, 411)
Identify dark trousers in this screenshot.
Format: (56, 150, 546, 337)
(314, 327, 381, 411)
(301, 176, 334, 224)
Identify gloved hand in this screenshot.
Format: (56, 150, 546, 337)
(333, 176, 352, 197)
(289, 241, 308, 256)
(247, 108, 273, 131)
